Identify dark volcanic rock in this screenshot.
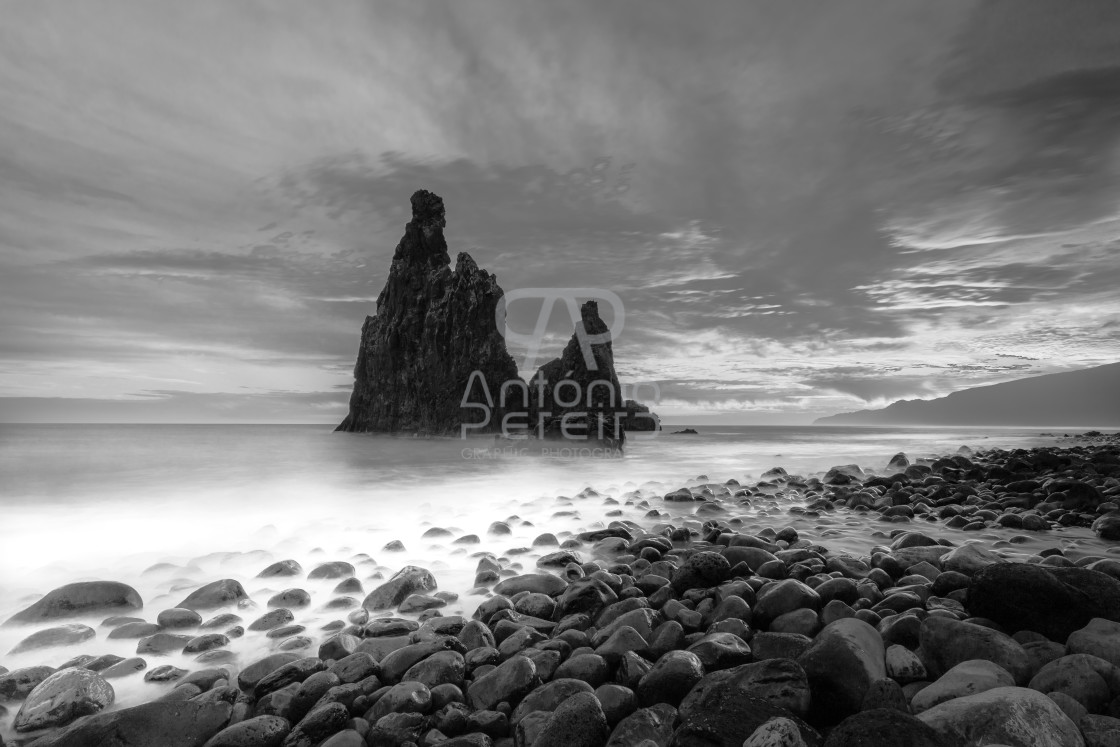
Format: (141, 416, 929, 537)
(967, 562, 1120, 643)
(824, 708, 951, 747)
(363, 565, 437, 611)
(177, 579, 249, 611)
(28, 700, 232, 747)
(335, 189, 522, 435)
(674, 689, 820, 747)
(4, 581, 142, 625)
(13, 668, 114, 732)
(529, 300, 627, 447)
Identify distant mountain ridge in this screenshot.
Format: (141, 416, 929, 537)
(814, 362, 1120, 427)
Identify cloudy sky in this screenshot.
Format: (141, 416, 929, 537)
(2, 0, 1119, 424)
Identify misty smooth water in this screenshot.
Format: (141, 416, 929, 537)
(0, 423, 1108, 717)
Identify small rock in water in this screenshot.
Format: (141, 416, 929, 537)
(362, 566, 438, 611)
(176, 579, 249, 611)
(4, 581, 143, 624)
(267, 588, 311, 608)
(0, 666, 57, 701)
(10, 623, 96, 654)
(308, 561, 356, 579)
(14, 667, 114, 732)
(256, 559, 303, 577)
(156, 607, 203, 629)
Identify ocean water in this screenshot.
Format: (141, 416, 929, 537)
(0, 423, 1106, 716)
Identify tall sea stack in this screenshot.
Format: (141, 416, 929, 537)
(336, 190, 522, 435)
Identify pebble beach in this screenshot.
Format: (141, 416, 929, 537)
(3, 432, 1120, 747)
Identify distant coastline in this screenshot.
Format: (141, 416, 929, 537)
(816, 362, 1120, 427)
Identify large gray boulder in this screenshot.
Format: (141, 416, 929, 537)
(4, 581, 142, 625)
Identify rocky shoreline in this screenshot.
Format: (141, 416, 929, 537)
(2, 434, 1120, 746)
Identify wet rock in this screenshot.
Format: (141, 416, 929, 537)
(915, 686, 1084, 747)
(797, 618, 885, 724)
(258, 559, 303, 578)
(402, 650, 466, 690)
(511, 678, 594, 724)
(918, 615, 1031, 685)
(1081, 714, 1120, 746)
(184, 633, 230, 654)
(494, 573, 568, 597)
(202, 714, 291, 747)
(742, 716, 807, 747)
(157, 607, 204, 629)
(285, 702, 349, 747)
(4, 581, 142, 624)
(754, 580, 821, 628)
(1028, 653, 1119, 713)
(254, 657, 326, 699)
(399, 593, 446, 613)
(751, 633, 813, 662)
(911, 659, 1014, 713)
(595, 683, 636, 726)
(823, 709, 949, 747)
(145, 665, 188, 683)
(940, 543, 1003, 576)
(554, 653, 611, 687)
(102, 657, 147, 679)
(555, 577, 619, 619)
(467, 655, 539, 710)
(670, 551, 731, 594)
(237, 652, 303, 692)
(675, 687, 820, 747)
(363, 566, 438, 611)
(637, 650, 704, 708)
(13, 667, 114, 731)
(968, 562, 1120, 643)
(177, 579, 250, 611)
(366, 681, 432, 721)
(28, 700, 232, 747)
(606, 703, 676, 746)
(884, 644, 926, 684)
(1092, 511, 1120, 541)
(860, 679, 909, 713)
(268, 589, 311, 609)
(318, 633, 360, 662)
(681, 659, 810, 718)
(137, 632, 193, 655)
(380, 638, 466, 684)
(308, 561, 356, 580)
(0, 665, 56, 702)
(108, 621, 163, 639)
(685, 632, 752, 672)
(1067, 617, 1120, 668)
(10, 622, 97, 654)
(529, 691, 609, 747)
(250, 608, 296, 632)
